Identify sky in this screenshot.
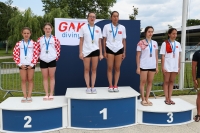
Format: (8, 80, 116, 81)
(0, 0, 199, 31)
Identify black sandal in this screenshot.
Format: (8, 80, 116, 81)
(164, 100, 171, 105)
(170, 100, 175, 105)
(194, 115, 200, 122)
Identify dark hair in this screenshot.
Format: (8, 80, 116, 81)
(87, 12, 96, 18)
(144, 26, 154, 37)
(111, 11, 119, 17)
(21, 27, 32, 33)
(43, 22, 53, 29)
(168, 28, 177, 38)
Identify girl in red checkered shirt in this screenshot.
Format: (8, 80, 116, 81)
(13, 27, 38, 103)
(36, 23, 61, 101)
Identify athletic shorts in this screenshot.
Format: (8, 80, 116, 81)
(85, 49, 100, 58)
(106, 47, 124, 55)
(40, 60, 56, 68)
(140, 68, 156, 72)
(19, 65, 35, 70)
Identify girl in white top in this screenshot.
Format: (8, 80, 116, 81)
(103, 11, 126, 92)
(160, 28, 182, 105)
(136, 26, 159, 106)
(13, 27, 38, 103)
(79, 12, 103, 94)
(36, 23, 61, 100)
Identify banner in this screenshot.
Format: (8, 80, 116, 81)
(55, 18, 102, 46)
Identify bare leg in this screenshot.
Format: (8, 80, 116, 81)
(91, 57, 98, 88)
(83, 57, 91, 88)
(114, 54, 123, 87)
(41, 68, 49, 96)
(20, 70, 28, 98)
(140, 71, 148, 101)
(48, 67, 56, 96)
(27, 69, 34, 97)
(163, 72, 171, 103)
(168, 72, 177, 103)
(107, 54, 115, 87)
(146, 71, 156, 103)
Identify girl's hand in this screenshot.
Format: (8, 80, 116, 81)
(79, 53, 84, 60)
(136, 68, 140, 75)
(99, 54, 104, 61)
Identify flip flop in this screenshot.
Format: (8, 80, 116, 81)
(43, 96, 49, 101)
(146, 100, 153, 106)
(141, 100, 148, 106)
(48, 95, 54, 100)
(170, 100, 175, 105)
(194, 115, 200, 122)
(164, 100, 171, 105)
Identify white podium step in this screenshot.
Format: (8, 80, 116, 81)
(137, 98, 195, 126)
(65, 86, 140, 129)
(0, 96, 67, 132)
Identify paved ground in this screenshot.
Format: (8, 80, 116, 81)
(0, 95, 199, 133)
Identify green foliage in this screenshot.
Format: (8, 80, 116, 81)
(0, 1, 17, 42)
(42, 0, 116, 19)
(129, 6, 138, 20)
(7, 8, 43, 44)
(187, 19, 200, 26)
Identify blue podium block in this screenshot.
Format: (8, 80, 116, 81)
(137, 98, 195, 126)
(0, 96, 68, 132)
(65, 86, 140, 129)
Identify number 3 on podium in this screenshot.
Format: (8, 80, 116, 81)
(100, 108, 107, 120)
(167, 112, 173, 123)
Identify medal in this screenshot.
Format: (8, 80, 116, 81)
(111, 23, 118, 43)
(173, 53, 175, 58)
(145, 39, 152, 58)
(23, 40, 30, 60)
(44, 35, 51, 54)
(88, 24, 95, 44)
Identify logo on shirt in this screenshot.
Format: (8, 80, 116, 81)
(95, 30, 99, 33)
(118, 31, 122, 34)
(176, 46, 178, 48)
(153, 45, 156, 48)
(109, 30, 112, 33)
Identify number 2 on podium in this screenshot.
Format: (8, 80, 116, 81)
(24, 116, 32, 128)
(100, 108, 107, 120)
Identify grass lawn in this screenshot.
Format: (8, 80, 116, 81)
(0, 49, 13, 56)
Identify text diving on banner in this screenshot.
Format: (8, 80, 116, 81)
(55, 18, 102, 46)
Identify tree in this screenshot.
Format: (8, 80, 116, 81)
(7, 8, 43, 46)
(187, 19, 200, 26)
(129, 6, 138, 20)
(42, 0, 116, 19)
(0, 0, 18, 53)
(43, 7, 70, 34)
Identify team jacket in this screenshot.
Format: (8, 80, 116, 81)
(13, 40, 38, 67)
(36, 35, 61, 63)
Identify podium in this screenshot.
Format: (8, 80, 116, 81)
(65, 86, 140, 129)
(0, 96, 67, 132)
(137, 98, 195, 126)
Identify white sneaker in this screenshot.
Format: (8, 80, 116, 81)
(86, 88, 92, 94)
(21, 97, 27, 103)
(91, 88, 97, 94)
(113, 87, 119, 92)
(108, 86, 113, 92)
